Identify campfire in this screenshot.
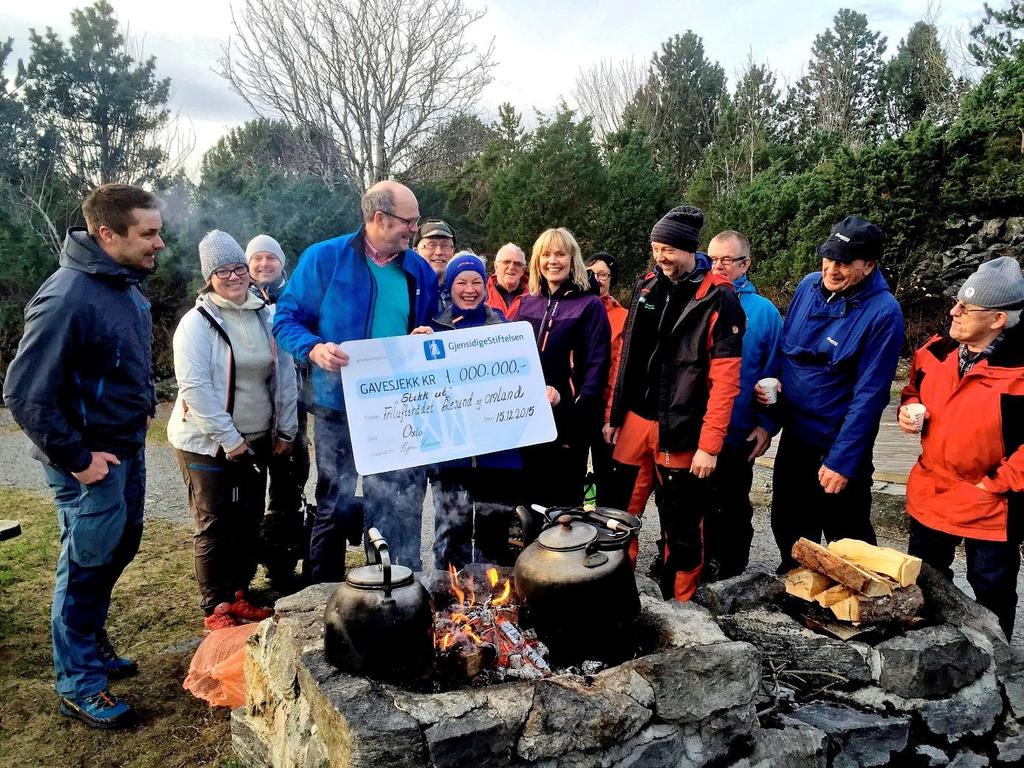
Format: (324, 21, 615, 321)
(433, 565, 553, 684)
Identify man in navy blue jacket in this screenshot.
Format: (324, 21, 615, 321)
(273, 180, 438, 580)
(4, 184, 163, 729)
(763, 216, 904, 571)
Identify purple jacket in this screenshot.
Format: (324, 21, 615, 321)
(518, 275, 611, 442)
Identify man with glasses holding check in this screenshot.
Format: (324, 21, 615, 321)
(273, 180, 438, 581)
(486, 242, 529, 319)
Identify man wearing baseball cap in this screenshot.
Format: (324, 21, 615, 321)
(416, 219, 456, 312)
(898, 256, 1024, 638)
(760, 215, 905, 571)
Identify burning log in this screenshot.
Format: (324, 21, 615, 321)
(827, 539, 922, 588)
(830, 584, 925, 624)
(791, 538, 892, 597)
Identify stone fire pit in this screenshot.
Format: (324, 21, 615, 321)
(232, 566, 1024, 767)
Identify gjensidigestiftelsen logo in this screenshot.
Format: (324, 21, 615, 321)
(423, 338, 445, 360)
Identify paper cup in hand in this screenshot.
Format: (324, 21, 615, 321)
(758, 377, 780, 405)
(904, 403, 926, 432)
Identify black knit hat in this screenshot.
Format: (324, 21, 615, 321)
(587, 251, 618, 288)
(651, 206, 704, 253)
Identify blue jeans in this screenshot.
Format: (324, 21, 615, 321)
(42, 451, 145, 698)
(311, 410, 425, 581)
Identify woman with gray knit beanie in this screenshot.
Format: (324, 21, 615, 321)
(168, 230, 298, 631)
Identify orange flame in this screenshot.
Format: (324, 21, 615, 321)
(491, 579, 512, 606)
(487, 568, 499, 588)
(448, 563, 465, 607)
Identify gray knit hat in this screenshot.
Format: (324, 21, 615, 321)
(957, 256, 1024, 309)
(245, 234, 287, 267)
(199, 230, 247, 281)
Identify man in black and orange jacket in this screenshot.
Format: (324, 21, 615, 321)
(898, 256, 1024, 639)
(603, 206, 744, 602)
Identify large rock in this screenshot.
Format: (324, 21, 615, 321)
(838, 669, 1004, 744)
(915, 564, 1016, 676)
(516, 676, 653, 761)
(298, 651, 428, 768)
(915, 744, 950, 767)
(694, 570, 784, 616)
(636, 594, 729, 647)
(992, 721, 1024, 766)
(718, 608, 872, 685)
(727, 722, 827, 767)
(787, 704, 910, 768)
(626, 641, 760, 724)
(948, 752, 989, 768)
(870, 625, 989, 698)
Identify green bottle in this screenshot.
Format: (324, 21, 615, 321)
(583, 471, 597, 512)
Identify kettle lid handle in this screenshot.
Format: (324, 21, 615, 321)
(366, 527, 393, 597)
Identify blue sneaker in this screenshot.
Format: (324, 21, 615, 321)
(59, 688, 136, 729)
(97, 629, 138, 679)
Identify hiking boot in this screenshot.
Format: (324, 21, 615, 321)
(226, 591, 271, 623)
(59, 688, 136, 729)
(96, 629, 138, 679)
(204, 603, 240, 632)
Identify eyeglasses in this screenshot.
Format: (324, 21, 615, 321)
(708, 256, 748, 266)
(951, 300, 996, 315)
(589, 270, 611, 280)
(212, 264, 251, 280)
(381, 211, 420, 229)
(495, 260, 526, 270)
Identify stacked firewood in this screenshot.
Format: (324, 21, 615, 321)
(783, 538, 924, 624)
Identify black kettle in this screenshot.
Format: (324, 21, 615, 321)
(514, 515, 640, 665)
(323, 528, 434, 682)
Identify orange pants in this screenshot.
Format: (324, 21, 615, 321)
(612, 411, 705, 602)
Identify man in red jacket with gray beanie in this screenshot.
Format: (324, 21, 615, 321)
(899, 255, 1024, 639)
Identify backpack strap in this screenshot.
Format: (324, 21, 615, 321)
(196, 305, 236, 415)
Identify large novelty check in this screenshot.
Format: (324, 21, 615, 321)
(340, 321, 557, 475)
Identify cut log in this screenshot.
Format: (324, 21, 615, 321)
(828, 539, 922, 587)
(830, 585, 925, 624)
(785, 568, 835, 601)
(815, 583, 855, 608)
(791, 538, 892, 597)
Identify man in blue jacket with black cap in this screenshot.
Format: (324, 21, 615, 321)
(762, 216, 904, 571)
(273, 180, 438, 581)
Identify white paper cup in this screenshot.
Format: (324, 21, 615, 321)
(758, 377, 780, 405)
(904, 403, 926, 432)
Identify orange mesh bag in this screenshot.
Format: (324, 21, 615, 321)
(183, 623, 260, 708)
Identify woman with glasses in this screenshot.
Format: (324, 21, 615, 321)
(168, 230, 297, 631)
(518, 228, 611, 506)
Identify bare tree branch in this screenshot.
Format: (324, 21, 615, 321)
(219, 0, 496, 192)
(572, 57, 645, 143)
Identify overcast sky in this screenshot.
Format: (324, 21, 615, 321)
(2, 0, 986, 177)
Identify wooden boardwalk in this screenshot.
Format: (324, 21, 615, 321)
(756, 402, 920, 485)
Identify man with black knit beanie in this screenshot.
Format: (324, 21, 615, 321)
(603, 205, 744, 602)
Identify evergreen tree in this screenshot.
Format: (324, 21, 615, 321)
(788, 9, 887, 148)
(19, 0, 172, 198)
(625, 32, 726, 192)
(485, 106, 606, 253)
(969, 1, 1024, 68)
(883, 22, 957, 135)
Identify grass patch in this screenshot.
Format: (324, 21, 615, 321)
(0, 487, 236, 767)
(145, 402, 174, 446)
